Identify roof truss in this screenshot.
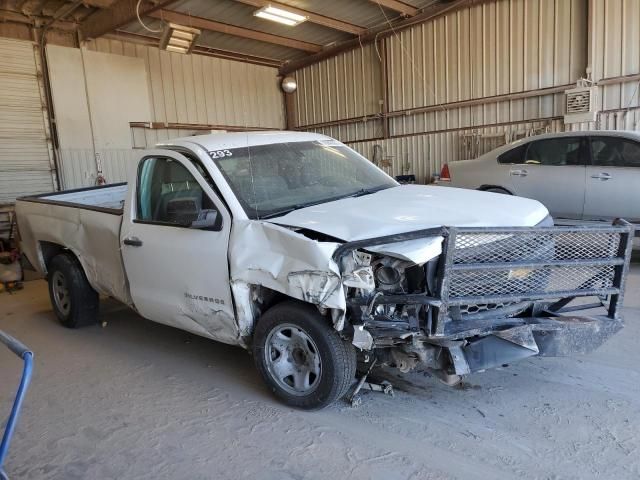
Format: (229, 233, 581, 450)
(148, 9, 323, 53)
(281, 0, 470, 74)
(369, 0, 418, 17)
(79, 0, 175, 40)
(230, 0, 366, 35)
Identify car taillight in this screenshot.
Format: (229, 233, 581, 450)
(440, 163, 451, 181)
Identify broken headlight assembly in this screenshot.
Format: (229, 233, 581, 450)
(342, 251, 428, 343)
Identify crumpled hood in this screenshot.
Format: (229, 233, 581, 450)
(266, 185, 549, 264)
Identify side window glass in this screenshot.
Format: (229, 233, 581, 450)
(136, 157, 220, 229)
(525, 138, 583, 166)
(591, 137, 640, 167)
(498, 144, 527, 164)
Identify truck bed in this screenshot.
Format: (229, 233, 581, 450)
(15, 183, 131, 306)
(25, 183, 127, 213)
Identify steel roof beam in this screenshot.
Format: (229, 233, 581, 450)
(0, 9, 76, 30)
(369, 0, 418, 17)
(108, 30, 283, 67)
(148, 9, 323, 53)
(231, 0, 366, 35)
(280, 0, 473, 75)
(82, 0, 119, 7)
(79, 0, 175, 40)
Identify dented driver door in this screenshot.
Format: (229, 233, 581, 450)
(120, 150, 239, 345)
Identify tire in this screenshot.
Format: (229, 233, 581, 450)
(252, 301, 357, 410)
(484, 187, 511, 195)
(47, 253, 99, 328)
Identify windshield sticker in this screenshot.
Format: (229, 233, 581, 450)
(210, 150, 233, 159)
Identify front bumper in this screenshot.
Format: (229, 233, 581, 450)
(336, 220, 634, 374)
(450, 315, 623, 374)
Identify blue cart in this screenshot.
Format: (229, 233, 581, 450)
(0, 331, 33, 480)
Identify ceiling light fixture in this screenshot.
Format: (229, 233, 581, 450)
(254, 5, 307, 26)
(160, 22, 201, 54)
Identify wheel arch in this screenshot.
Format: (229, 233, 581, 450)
(232, 276, 345, 342)
(250, 286, 336, 330)
(39, 242, 96, 289)
(39, 241, 70, 274)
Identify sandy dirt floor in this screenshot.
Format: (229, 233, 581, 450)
(1, 269, 640, 480)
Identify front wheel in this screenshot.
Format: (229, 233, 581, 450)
(252, 301, 356, 410)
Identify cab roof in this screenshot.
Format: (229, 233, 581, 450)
(156, 131, 334, 152)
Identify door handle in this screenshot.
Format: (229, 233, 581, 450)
(123, 237, 143, 247)
(591, 172, 611, 180)
(510, 169, 528, 177)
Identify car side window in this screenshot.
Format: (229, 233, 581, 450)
(590, 137, 640, 168)
(524, 138, 584, 166)
(137, 157, 221, 230)
(497, 144, 527, 164)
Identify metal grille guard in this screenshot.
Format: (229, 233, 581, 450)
(335, 219, 634, 340)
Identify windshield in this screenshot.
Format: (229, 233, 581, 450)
(210, 140, 398, 219)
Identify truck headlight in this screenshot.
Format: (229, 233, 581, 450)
(374, 265, 401, 286)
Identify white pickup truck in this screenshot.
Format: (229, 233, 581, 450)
(16, 132, 634, 409)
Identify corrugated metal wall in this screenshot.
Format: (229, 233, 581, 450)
(589, 0, 640, 114)
(291, 0, 640, 183)
(386, 0, 586, 135)
(560, 0, 640, 132)
(292, 43, 385, 142)
(85, 38, 285, 133)
(0, 38, 56, 203)
(389, 0, 585, 108)
(350, 119, 562, 181)
(51, 39, 286, 189)
(57, 149, 138, 190)
(293, 43, 382, 126)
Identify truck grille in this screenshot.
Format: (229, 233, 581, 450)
(445, 229, 623, 305)
(333, 221, 633, 339)
(453, 230, 619, 263)
(450, 264, 616, 298)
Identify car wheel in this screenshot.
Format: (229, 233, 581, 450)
(47, 253, 99, 328)
(253, 301, 356, 410)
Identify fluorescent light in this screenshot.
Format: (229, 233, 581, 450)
(169, 38, 192, 48)
(263, 5, 306, 22)
(255, 11, 297, 26)
(172, 30, 195, 41)
(160, 23, 201, 54)
(166, 45, 188, 54)
(254, 5, 307, 26)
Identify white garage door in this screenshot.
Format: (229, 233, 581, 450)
(0, 38, 56, 204)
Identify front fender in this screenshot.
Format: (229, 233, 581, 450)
(229, 220, 346, 335)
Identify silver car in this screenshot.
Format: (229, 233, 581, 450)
(441, 130, 640, 222)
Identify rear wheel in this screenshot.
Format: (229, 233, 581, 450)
(47, 253, 99, 328)
(253, 301, 356, 410)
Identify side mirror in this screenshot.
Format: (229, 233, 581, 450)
(190, 209, 220, 230)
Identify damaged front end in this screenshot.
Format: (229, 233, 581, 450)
(336, 220, 634, 382)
